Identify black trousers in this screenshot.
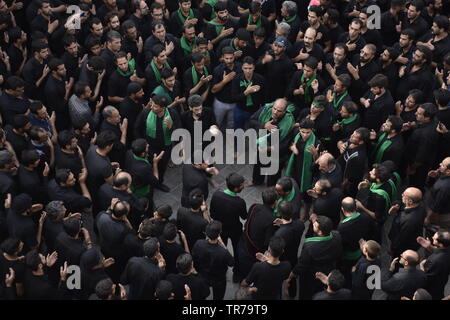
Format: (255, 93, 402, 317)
(221, 230, 241, 276)
(211, 278, 227, 300)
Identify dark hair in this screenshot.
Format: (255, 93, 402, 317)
(435, 230, 450, 247)
(21, 149, 40, 166)
(420, 103, 437, 119)
(188, 94, 202, 107)
(48, 58, 64, 72)
(249, 1, 262, 14)
(176, 253, 193, 274)
(160, 67, 174, 80)
(385, 46, 401, 61)
(87, 56, 106, 71)
(253, 26, 266, 38)
(410, 0, 424, 11)
(26, 249, 43, 271)
(334, 43, 348, 55)
(368, 74, 388, 89)
(276, 177, 292, 193)
(236, 28, 251, 42)
(414, 288, 432, 300)
(355, 127, 370, 144)
(268, 236, 285, 258)
(315, 216, 333, 236)
(0, 150, 13, 168)
(5, 76, 25, 90)
(214, 1, 227, 12)
(112, 201, 129, 218)
(96, 130, 116, 149)
(156, 204, 172, 219)
(114, 51, 128, 62)
(31, 39, 48, 53)
(299, 118, 315, 129)
(113, 173, 130, 188)
(433, 88, 450, 107)
(221, 46, 234, 56)
(242, 56, 255, 65)
(162, 222, 178, 241)
(374, 165, 391, 183)
(63, 217, 81, 237)
(262, 187, 278, 206)
(408, 89, 423, 104)
(278, 201, 293, 220)
(73, 81, 90, 97)
(55, 168, 71, 185)
(401, 28, 416, 41)
(45, 201, 65, 220)
(127, 81, 143, 95)
(1, 238, 22, 255)
(197, 37, 208, 46)
(131, 138, 147, 156)
(143, 237, 159, 258)
(155, 280, 173, 300)
(342, 101, 358, 114)
(205, 220, 222, 240)
(191, 52, 205, 64)
(8, 27, 23, 43)
(387, 115, 404, 133)
(326, 8, 339, 24)
(151, 19, 165, 32)
(337, 73, 351, 88)
(62, 35, 77, 48)
(89, 17, 102, 29)
(189, 188, 204, 210)
(121, 19, 136, 34)
(226, 173, 244, 191)
(106, 30, 121, 42)
(327, 270, 346, 292)
(350, 18, 363, 28)
(304, 56, 318, 70)
(95, 278, 114, 299)
(29, 101, 45, 115)
(309, 5, 322, 16)
(415, 45, 432, 64)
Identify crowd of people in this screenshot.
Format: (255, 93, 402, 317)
(0, 0, 449, 300)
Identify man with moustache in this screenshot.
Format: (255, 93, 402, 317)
(378, 47, 401, 95)
(425, 157, 450, 228)
(290, 27, 325, 65)
(416, 16, 450, 67)
(205, 1, 238, 47)
(370, 116, 405, 168)
(183, 53, 212, 103)
(337, 19, 366, 61)
(394, 29, 416, 66)
(401, 0, 429, 41)
(324, 44, 350, 86)
(170, 0, 203, 38)
(119, 82, 145, 145)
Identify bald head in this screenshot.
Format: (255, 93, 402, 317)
(304, 27, 317, 48)
(402, 250, 419, 268)
(271, 98, 288, 121)
(440, 157, 450, 175)
(114, 171, 132, 188)
(317, 152, 335, 172)
(402, 187, 422, 206)
(341, 197, 356, 214)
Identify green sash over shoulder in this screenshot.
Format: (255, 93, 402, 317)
(282, 14, 297, 24)
(332, 91, 348, 110)
(240, 79, 253, 107)
(370, 183, 391, 215)
(273, 187, 295, 217)
(208, 19, 226, 36)
(180, 36, 197, 56)
(152, 85, 173, 104)
(304, 233, 333, 243)
(248, 14, 262, 28)
(339, 114, 357, 125)
(257, 103, 295, 140)
(130, 154, 151, 197)
(191, 66, 209, 86)
(150, 60, 170, 83)
(372, 132, 392, 164)
(224, 189, 237, 197)
(146, 109, 173, 146)
(177, 8, 194, 25)
(301, 72, 317, 106)
(285, 132, 317, 192)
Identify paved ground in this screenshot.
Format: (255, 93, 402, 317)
(153, 163, 450, 300)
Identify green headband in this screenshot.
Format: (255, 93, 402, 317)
(312, 101, 325, 109)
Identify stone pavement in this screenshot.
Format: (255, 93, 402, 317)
(154, 163, 450, 300)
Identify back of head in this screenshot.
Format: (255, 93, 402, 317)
(315, 216, 333, 236)
(268, 236, 285, 258)
(414, 288, 432, 300)
(1, 238, 22, 256)
(189, 188, 204, 210)
(143, 237, 159, 258)
(276, 177, 292, 193)
(206, 221, 222, 240)
(95, 278, 114, 300)
(155, 280, 173, 300)
(63, 217, 81, 237)
(278, 201, 293, 220)
(96, 130, 116, 149)
(262, 187, 278, 206)
(226, 173, 244, 191)
(45, 200, 65, 221)
(157, 204, 173, 220)
(365, 240, 381, 259)
(176, 253, 193, 275)
(327, 270, 346, 292)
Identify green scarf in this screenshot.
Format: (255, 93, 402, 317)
(285, 132, 317, 192)
(150, 60, 170, 83)
(224, 189, 237, 197)
(257, 103, 295, 140)
(339, 114, 357, 125)
(369, 183, 391, 215)
(282, 14, 297, 24)
(248, 14, 262, 27)
(205, 0, 218, 19)
(273, 187, 296, 217)
(180, 36, 197, 56)
(177, 8, 194, 25)
(341, 212, 360, 223)
(209, 19, 226, 36)
(301, 72, 317, 106)
(116, 58, 136, 77)
(152, 85, 173, 104)
(332, 91, 348, 110)
(304, 233, 333, 243)
(240, 79, 254, 107)
(372, 132, 392, 164)
(130, 154, 151, 197)
(146, 108, 173, 146)
(191, 66, 209, 86)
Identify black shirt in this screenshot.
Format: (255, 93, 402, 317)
(405, 120, 439, 166)
(428, 175, 450, 215)
(192, 239, 234, 282)
(159, 237, 186, 275)
(85, 146, 113, 195)
(338, 212, 376, 258)
(17, 166, 48, 204)
(176, 207, 208, 250)
(231, 72, 265, 113)
(212, 62, 242, 104)
(54, 231, 85, 266)
(210, 189, 247, 236)
(244, 204, 275, 253)
(402, 16, 429, 40)
(166, 272, 210, 300)
(95, 211, 132, 259)
(396, 64, 435, 102)
(362, 89, 395, 131)
(6, 209, 37, 252)
(274, 220, 305, 267)
(55, 147, 83, 177)
(47, 179, 92, 214)
(181, 164, 209, 208)
(245, 260, 291, 300)
(313, 188, 344, 228)
(256, 55, 295, 102)
(313, 289, 352, 300)
(119, 97, 143, 143)
(0, 92, 31, 127)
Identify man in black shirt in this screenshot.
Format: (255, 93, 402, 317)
(169, 0, 203, 38)
(177, 188, 210, 251)
(120, 237, 165, 300)
(241, 236, 291, 299)
(18, 149, 49, 204)
(237, 188, 277, 280)
(401, 0, 429, 41)
(5, 115, 30, 163)
(204, 1, 238, 47)
(352, 239, 381, 300)
(22, 40, 50, 101)
(337, 19, 366, 62)
(182, 52, 212, 102)
(417, 16, 450, 67)
(134, 94, 181, 191)
(378, 47, 401, 98)
(100, 31, 122, 78)
(388, 187, 425, 258)
(289, 215, 342, 300)
(30, 0, 60, 39)
(99, 106, 127, 164)
(310, 179, 344, 229)
(166, 253, 210, 300)
(360, 74, 395, 132)
(55, 130, 83, 177)
(211, 46, 241, 130)
(323, 44, 350, 87)
(210, 173, 247, 281)
(425, 157, 450, 228)
(47, 168, 92, 215)
(380, 0, 406, 47)
(405, 103, 439, 190)
(231, 56, 265, 129)
(192, 221, 234, 300)
(119, 82, 144, 145)
(0, 76, 30, 127)
(256, 36, 294, 102)
(312, 270, 351, 300)
(348, 43, 380, 100)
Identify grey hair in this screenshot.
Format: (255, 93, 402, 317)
(106, 30, 121, 42)
(188, 94, 203, 107)
(102, 106, 118, 119)
(45, 200, 65, 220)
(282, 1, 297, 16)
(277, 22, 291, 36)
